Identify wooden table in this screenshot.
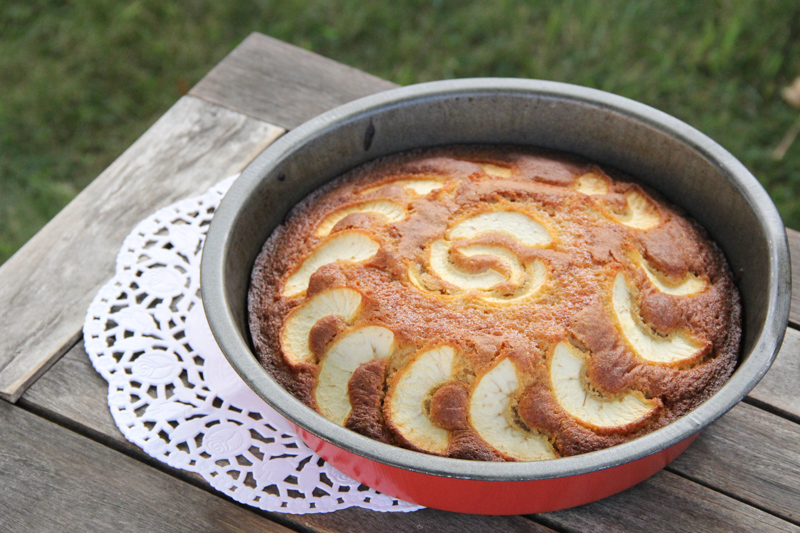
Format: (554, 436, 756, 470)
(1, 33, 799, 533)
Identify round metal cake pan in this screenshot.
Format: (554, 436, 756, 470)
(201, 78, 791, 515)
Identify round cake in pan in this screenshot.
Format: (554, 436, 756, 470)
(247, 146, 741, 461)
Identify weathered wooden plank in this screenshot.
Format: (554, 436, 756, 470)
(27, 334, 800, 528)
(668, 402, 800, 522)
(788, 228, 800, 326)
(297, 508, 554, 533)
(0, 401, 294, 533)
(539, 469, 799, 533)
(20, 340, 550, 532)
(24, 336, 799, 531)
(19, 340, 145, 456)
(190, 33, 398, 129)
(750, 326, 800, 420)
(0, 96, 284, 402)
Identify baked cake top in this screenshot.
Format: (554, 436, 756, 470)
(248, 146, 741, 461)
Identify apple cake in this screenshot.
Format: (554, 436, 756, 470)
(247, 146, 741, 461)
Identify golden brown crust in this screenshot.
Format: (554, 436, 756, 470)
(345, 358, 394, 443)
(308, 315, 346, 361)
(430, 382, 470, 431)
(248, 145, 741, 461)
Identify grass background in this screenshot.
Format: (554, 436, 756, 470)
(3, 0, 800, 264)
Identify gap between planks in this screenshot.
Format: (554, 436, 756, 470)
(664, 467, 800, 529)
(664, 402, 800, 525)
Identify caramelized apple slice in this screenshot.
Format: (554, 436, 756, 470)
(361, 178, 444, 196)
(470, 358, 556, 460)
(478, 163, 513, 178)
(573, 172, 609, 195)
(281, 288, 362, 365)
(449, 211, 551, 248)
(480, 259, 547, 303)
(612, 273, 705, 364)
(608, 191, 660, 230)
(315, 326, 394, 425)
(640, 260, 706, 296)
(550, 341, 658, 429)
(423, 241, 547, 302)
(315, 200, 406, 237)
(386, 346, 456, 454)
(429, 241, 510, 290)
(282, 231, 380, 297)
(419, 210, 550, 302)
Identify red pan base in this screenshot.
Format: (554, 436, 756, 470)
(295, 426, 698, 515)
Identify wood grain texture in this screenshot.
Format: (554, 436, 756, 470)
(668, 402, 800, 522)
(788, 228, 800, 326)
(20, 340, 145, 456)
(0, 401, 294, 533)
(288, 507, 554, 533)
(190, 33, 398, 129)
(539, 469, 799, 533)
(26, 335, 800, 527)
(19, 340, 550, 532)
(0, 96, 283, 402)
(22, 337, 798, 532)
(750, 326, 800, 420)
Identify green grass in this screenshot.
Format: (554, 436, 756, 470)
(3, 0, 800, 264)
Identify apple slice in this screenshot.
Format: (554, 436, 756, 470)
(573, 172, 609, 195)
(361, 178, 444, 196)
(612, 273, 705, 364)
(608, 191, 660, 230)
(420, 210, 550, 302)
(640, 260, 706, 296)
(419, 242, 547, 302)
(315, 200, 406, 237)
(282, 230, 380, 297)
(478, 163, 513, 178)
(481, 259, 547, 303)
(470, 358, 556, 461)
(429, 241, 511, 290)
(550, 341, 659, 429)
(386, 346, 456, 454)
(315, 326, 394, 426)
(449, 211, 551, 248)
(281, 288, 362, 365)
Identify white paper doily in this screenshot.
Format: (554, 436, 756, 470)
(83, 176, 422, 514)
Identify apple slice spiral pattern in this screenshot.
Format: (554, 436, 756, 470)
(253, 148, 740, 462)
(410, 210, 551, 303)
